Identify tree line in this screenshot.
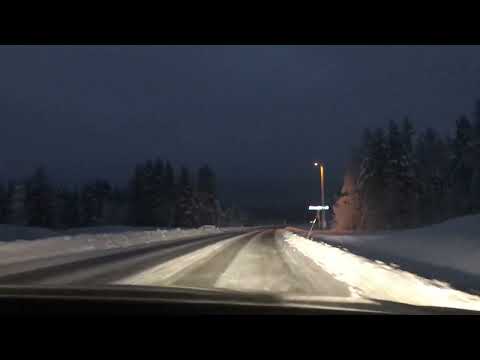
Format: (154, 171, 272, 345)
(0, 159, 244, 229)
(334, 100, 480, 231)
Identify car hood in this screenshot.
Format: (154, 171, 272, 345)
(0, 284, 477, 315)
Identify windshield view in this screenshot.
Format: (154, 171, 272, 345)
(1, 45, 480, 314)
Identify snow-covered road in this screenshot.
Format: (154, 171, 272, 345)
(121, 228, 480, 312)
(0, 229, 252, 284)
(128, 229, 349, 295)
(2, 224, 480, 312)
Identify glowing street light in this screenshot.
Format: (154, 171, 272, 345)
(313, 161, 327, 230)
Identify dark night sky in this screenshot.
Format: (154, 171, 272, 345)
(1, 46, 480, 214)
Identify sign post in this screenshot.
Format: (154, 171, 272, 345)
(313, 162, 327, 229)
(306, 217, 317, 239)
(307, 205, 329, 238)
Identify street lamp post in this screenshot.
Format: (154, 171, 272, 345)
(314, 162, 327, 230)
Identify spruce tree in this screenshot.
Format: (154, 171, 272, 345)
(197, 165, 216, 195)
(399, 117, 418, 227)
(471, 100, 480, 211)
(357, 128, 388, 230)
(179, 166, 191, 191)
(450, 115, 474, 215)
(152, 159, 166, 226)
(164, 161, 175, 226)
(25, 167, 55, 228)
(0, 182, 8, 223)
(385, 120, 403, 228)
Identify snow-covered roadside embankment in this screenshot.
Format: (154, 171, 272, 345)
(279, 230, 480, 312)
(315, 214, 480, 276)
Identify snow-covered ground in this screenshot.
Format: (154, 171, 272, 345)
(280, 230, 480, 312)
(0, 224, 248, 266)
(308, 214, 480, 277)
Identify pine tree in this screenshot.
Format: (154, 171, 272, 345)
(128, 164, 143, 225)
(449, 115, 474, 215)
(174, 185, 199, 228)
(384, 120, 404, 228)
(174, 166, 197, 227)
(196, 165, 219, 225)
(80, 183, 97, 226)
(10, 182, 27, 225)
(58, 188, 80, 228)
(105, 187, 128, 225)
(338, 129, 372, 229)
(415, 128, 450, 224)
(333, 158, 362, 230)
(164, 161, 175, 200)
(470, 168, 480, 212)
(136, 163, 148, 225)
(398, 117, 418, 227)
(128, 160, 169, 226)
(357, 128, 388, 230)
(474, 99, 480, 134)
(128, 162, 155, 226)
(25, 167, 56, 228)
(0, 182, 8, 223)
(197, 165, 216, 195)
(164, 161, 176, 226)
(471, 100, 480, 211)
(78, 180, 111, 226)
(142, 161, 156, 226)
(401, 117, 415, 154)
(179, 166, 191, 191)
(152, 159, 166, 226)
(93, 180, 112, 224)
(333, 131, 370, 231)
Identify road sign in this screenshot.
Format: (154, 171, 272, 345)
(308, 205, 329, 211)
